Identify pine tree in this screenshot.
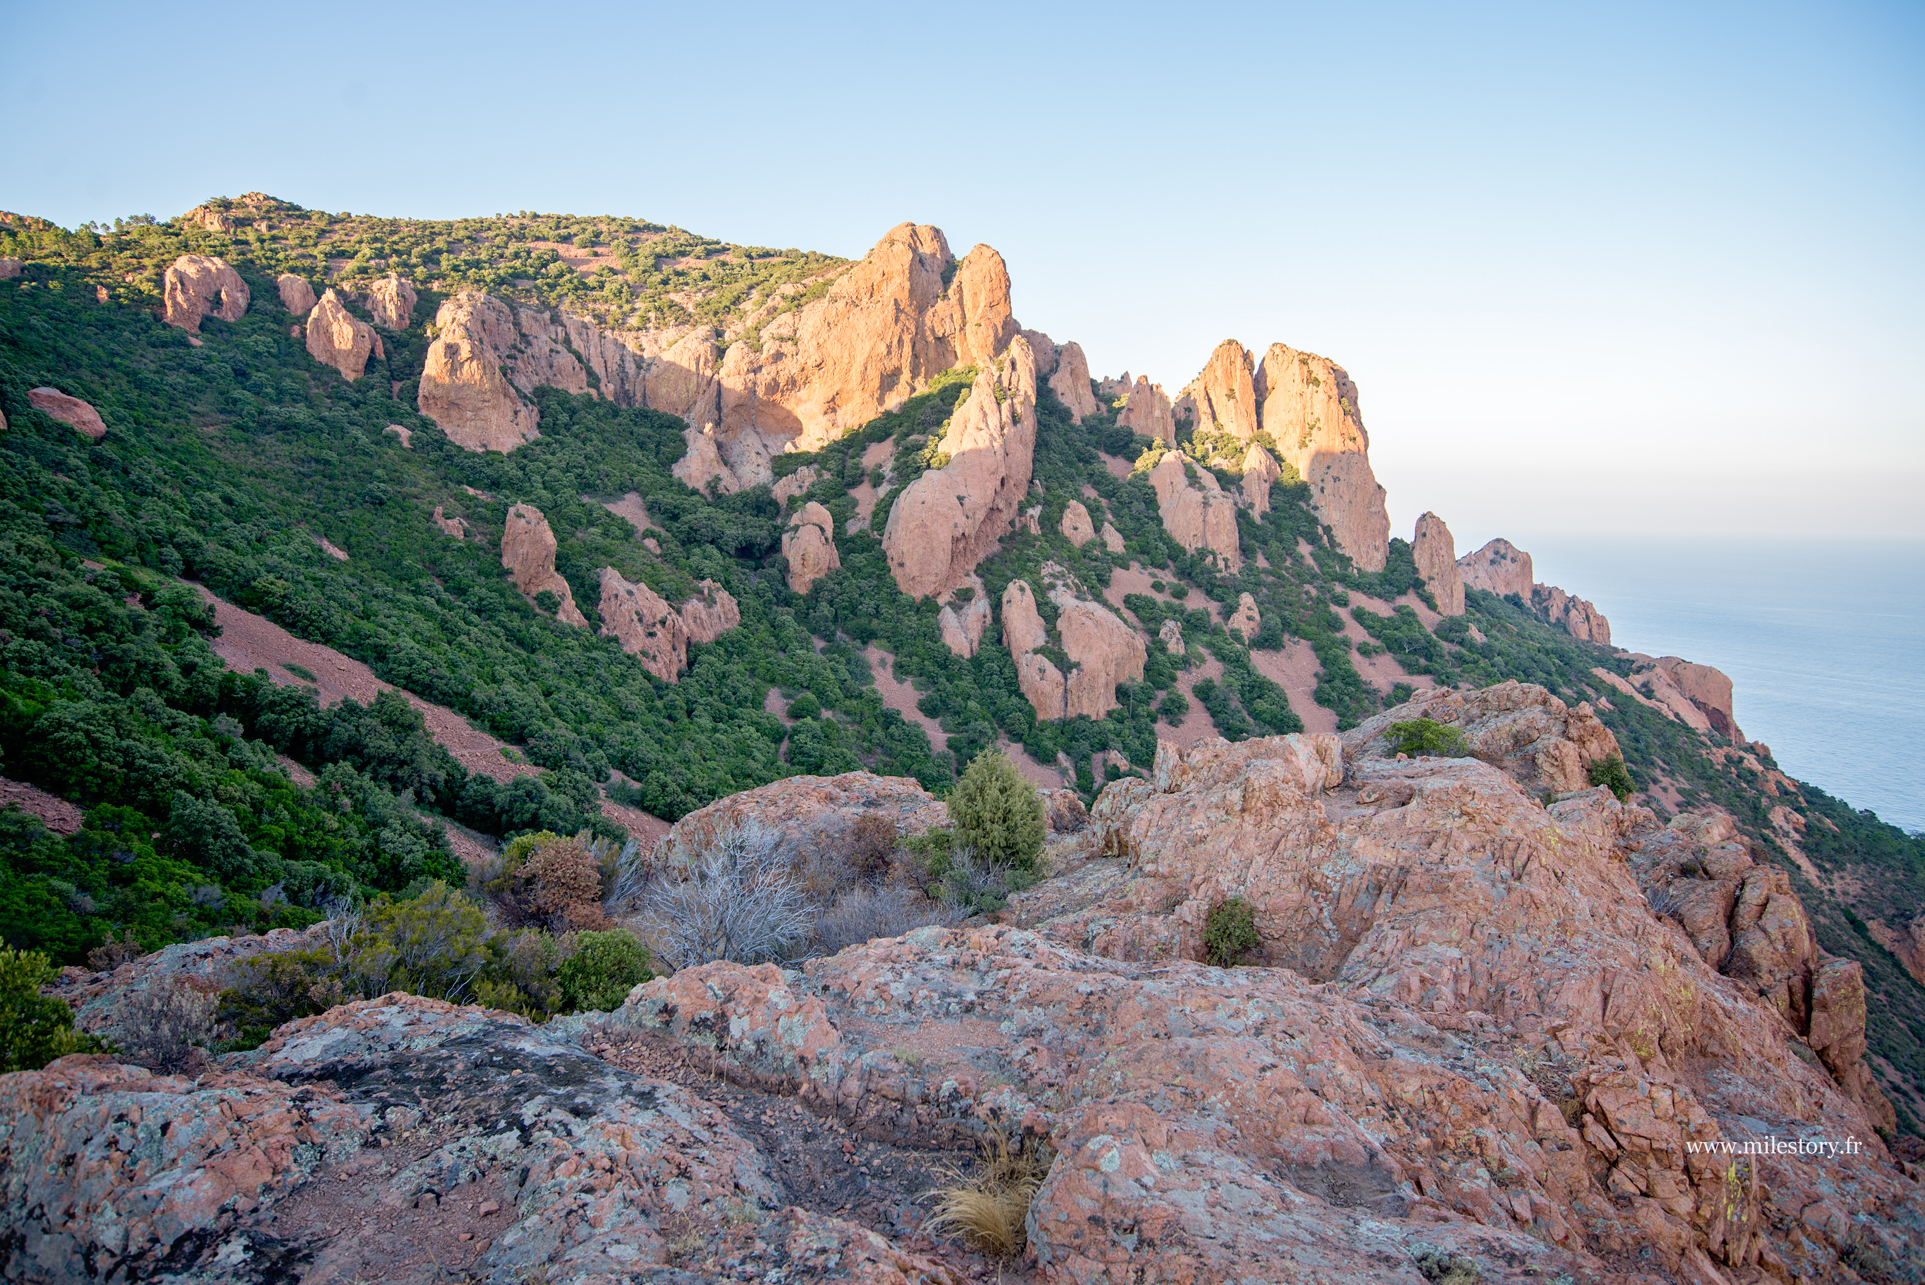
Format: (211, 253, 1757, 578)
(950, 750, 1046, 873)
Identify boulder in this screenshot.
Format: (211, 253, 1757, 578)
(1146, 452, 1240, 571)
(417, 292, 540, 451)
(162, 254, 248, 332)
(598, 567, 688, 681)
(1099, 521, 1125, 553)
(27, 387, 106, 440)
(1058, 499, 1096, 547)
(653, 769, 948, 863)
(1534, 582, 1611, 646)
(672, 421, 741, 494)
(882, 338, 1038, 598)
(1228, 591, 1260, 640)
(782, 501, 840, 594)
(1176, 339, 1259, 442)
(1652, 656, 1741, 740)
(1412, 512, 1465, 615)
(937, 579, 991, 658)
(431, 504, 469, 539)
(362, 272, 417, 329)
(1344, 680, 1621, 795)
(1253, 343, 1390, 572)
(678, 578, 740, 643)
(184, 204, 239, 231)
(274, 273, 317, 316)
(0, 257, 21, 278)
(1239, 442, 1283, 516)
(1047, 339, 1101, 421)
(1457, 537, 1534, 599)
(771, 464, 822, 505)
(1116, 375, 1175, 443)
(500, 503, 587, 626)
(1158, 617, 1185, 656)
(304, 288, 379, 382)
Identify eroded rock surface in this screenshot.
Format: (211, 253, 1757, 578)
(1047, 340, 1100, 421)
(500, 503, 587, 626)
(163, 254, 249, 332)
(936, 578, 991, 658)
(1058, 499, 1096, 547)
(678, 578, 741, 644)
(1002, 574, 1146, 722)
(417, 292, 541, 451)
(27, 387, 106, 439)
(1254, 343, 1390, 572)
(1227, 591, 1260, 640)
(882, 338, 1038, 598)
(304, 289, 380, 382)
(1412, 511, 1465, 615)
(1146, 452, 1240, 571)
(653, 770, 948, 862)
(1535, 582, 1611, 645)
(1115, 375, 1174, 442)
(1239, 443, 1282, 516)
(275, 273, 317, 316)
(1457, 537, 1534, 599)
(361, 272, 417, 329)
(1175, 339, 1259, 441)
(782, 501, 840, 594)
(597, 566, 688, 681)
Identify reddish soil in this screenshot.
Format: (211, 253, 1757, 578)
(1097, 452, 1132, 481)
(0, 776, 86, 835)
(1103, 564, 1222, 626)
(1250, 642, 1339, 735)
(862, 647, 950, 749)
(1161, 654, 1226, 749)
(598, 490, 655, 535)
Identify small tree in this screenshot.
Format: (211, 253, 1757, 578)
(1588, 754, 1636, 801)
(639, 821, 811, 969)
(1385, 718, 1469, 759)
(1203, 898, 1259, 967)
(557, 930, 653, 1012)
(950, 750, 1045, 874)
(1, 948, 107, 1072)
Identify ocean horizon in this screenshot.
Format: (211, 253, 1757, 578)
(1515, 533, 1925, 833)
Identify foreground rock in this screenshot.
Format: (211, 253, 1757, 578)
(1254, 343, 1390, 572)
(653, 769, 949, 862)
(27, 387, 106, 439)
(882, 338, 1038, 598)
(162, 254, 249, 332)
(1411, 511, 1465, 614)
(499, 503, 587, 625)
(304, 289, 381, 382)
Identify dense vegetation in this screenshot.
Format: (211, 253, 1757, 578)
(2, 198, 1919, 1133)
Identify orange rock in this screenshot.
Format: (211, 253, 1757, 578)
(28, 387, 106, 439)
(1254, 342, 1389, 571)
(1146, 452, 1240, 571)
(1412, 512, 1465, 615)
(882, 338, 1038, 598)
(672, 422, 739, 494)
(500, 503, 587, 626)
(418, 292, 539, 451)
(1003, 575, 1145, 721)
(163, 254, 249, 332)
(781, 501, 840, 594)
(1227, 591, 1260, 640)
(1058, 499, 1096, 547)
(304, 289, 378, 382)
(937, 578, 991, 658)
(1116, 374, 1175, 443)
(275, 273, 316, 316)
(678, 578, 740, 644)
(1048, 339, 1101, 421)
(598, 567, 687, 680)
(1176, 339, 1259, 442)
(1457, 536, 1534, 598)
(361, 272, 417, 329)
(1239, 443, 1282, 516)
(1534, 582, 1611, 645)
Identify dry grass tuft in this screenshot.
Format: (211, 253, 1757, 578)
(925, 1128, 1053, 1259)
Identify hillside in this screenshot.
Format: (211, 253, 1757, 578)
(1, 194, 1922, 1280)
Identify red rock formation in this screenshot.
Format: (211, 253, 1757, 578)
(1058, 499, 1096, 547)
(1534, 582, 1612, 645)
(304, 289, 379, 382)
(1116, 375, 1175, 443)
(678, 578, 740, 644)
(598, 567, 687, 680)
(654, 769, 949, 861)
(1176, 339, 1259, 441)
(1412, 512, 1465, 615)
(1652, 656, 1742, 740)
(1146, 452, 1240, 571)
(882, 338, 1038, 598)
(274, 273, 316, 316)
(1238, 443, 1282, 517)
(1099, 521, 1125, 554)
(1002, 575, 1146, 722)
(937, 578, 991, 658)
(361, 272, 417, 329)
(1228, 591, 1260, 640)
(672, 422, 740, 494)
(500, 503, 587, 626)
(1253, 343, 1389, 572)
(418, 292, 539, 451)
(162, 254, 249, 332)
(1048, 339, 1100, 421)
(781, 501, 840, 594)
(0, 257, 22, 279)
(1457, 536, 1534, 598)
(28, 387, 105, 439)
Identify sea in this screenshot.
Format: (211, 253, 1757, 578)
(1514, 535, 1925, 834)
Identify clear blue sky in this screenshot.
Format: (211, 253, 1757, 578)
(5, 0, 1920, 548)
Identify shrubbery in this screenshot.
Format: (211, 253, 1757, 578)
(1386, 717, 1469, 759)
(1203, 898, 1259, 967)
(1588, 754, 1635, 801)
(1, 947, 107, 1072)
(949, 750, 1044, 874)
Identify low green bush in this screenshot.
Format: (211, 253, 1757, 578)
(1588, 754, 1636, 801)
(557, 929, 653, 1012)
(1386, 717, 1469, 758)
(1, 947, 108, 1072)
(1203, 898, 1259, 967)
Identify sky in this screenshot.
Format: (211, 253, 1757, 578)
(4, 0, 1921, 550)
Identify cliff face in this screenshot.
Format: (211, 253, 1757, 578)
(1457, 536, 1535, 598)
(1116, 375, 1175, 442)
(418, 293, 541, 451)
(1534, 582, 1612, 645)
(881, 337, 1038, 598)
(500, 503, 586, 625)
(305, 289, 379, 382)
(1252, 343, 1390, 572)
(1412, 512, 1465, 615)
(1175, 339, 1259, 440)
(1146, 452, 1240, 571)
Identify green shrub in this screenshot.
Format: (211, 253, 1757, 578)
(1588, 754, 1635, 801)
(1202, 898, 1259, 967)
(1, 947, 108, 1072)
(557, 929, 653, 1012)
(949, 751, 1046, 874)
(1386, 717, 1469, 759)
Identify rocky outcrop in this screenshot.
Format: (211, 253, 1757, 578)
(678, 578, 740, 643)
(1047, 339, 1100, 421)
(0, 257, 22, 279)
(1227, 591, 1260, 640)
(937, 579, 991, 658)
(881, 338, 1038, 598)
(500, 503, 587, 626)
(1175, 339, 1259, 441)
(1238, 443, 1282, 516)
(1346, 680, 1621, 795)
(1099, 521, 1125, 553)
(1636, 655, 1742, 740)
(274, 272, 316, 316)
(782, 501, 840, 594)
(598, 567, 688, 680)
(162, 254, 248, 332)
(361, 272, 417, 329)
(1158, 617, 1185, 656)
(28, 387, 106, 440)
(1115, 375, 1175, 443)
(1457, 536, 1534, 599)
(1002, 576, 1146, 722)
(430, 504, 468, 539)
(1254, 343, 1389, 572)
(1411, 512, 1465, 615)
(1145, 452, 1240, 571)
(417, 293, 540, 451)
(671, 422, 740, 494)
(653, 769, 948, 863)
(1534, 582, 1611, 645)
(304, 288, 380, 382)
(1058, 499, 1095, 547)
(771, 465, 822, 505)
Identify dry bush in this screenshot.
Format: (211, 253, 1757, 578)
(116, 978, 218, 1074)
(638, 820, 812, 969)
(473, 831, 611, 932)
(925, 1128, 1053, 1259)
(87, 929, 145, 972)
(847, 813, 898, 882)
(808, 885, 962, 956)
